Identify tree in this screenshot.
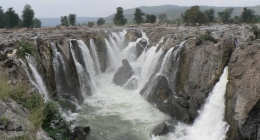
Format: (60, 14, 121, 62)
(183, 6, 208, 25)
(5, 8, 19, 28)
(0, 6, 5, 28)
(158, 14, 167, 24)
(33, 18, 41, 28)
(145, 14, 157, 23)
(218, 8, 233, 23)
(241, 7, 257, 23)
(60, 16, 69, 26)
(87, 21, 95, 28)
(204, 9, 215, 22)
(68, 14, 76, 26)
(113, 7, 127, 26)
(22, 5, 34, 28)
(133, 8, 144, 25)
(97, 18, 105, 26)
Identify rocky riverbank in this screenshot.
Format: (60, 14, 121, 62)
(0, 23, 260, 139)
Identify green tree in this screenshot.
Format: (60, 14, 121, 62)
(204, 9, 215, 22)
(33, 18, 41, 28)
(113, 7, 127, 26)
(145, 14, 157, 23)
(60, 16, 69, 26)
(0, 6, 5, 28)
(218, 8, 233, 23)
(68, 14, 76, 26)
(133, 8, 145, 25)
(183, 6, 208, 25)
(241, 7, 256, 23)
(158, 14, 167, 24)
(22, 5, 35, 28)
(87, 21, 95, 28)
(5, 7, 19, 28)
(97, 18, 105, 26)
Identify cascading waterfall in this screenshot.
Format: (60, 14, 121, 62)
(59, 30, 230, 140)
(89, 38, 101, 74)
(20, 55, 49, 101)
(105, 39, 120, 71)
(51, 43, 69, 95)
(69, 40, 92, 99)
(76, 40, 98, 93)
(152, 67, 229, 140)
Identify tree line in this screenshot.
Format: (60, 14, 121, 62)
(112, 6, 260, 26)
(0, 5, 41, 29)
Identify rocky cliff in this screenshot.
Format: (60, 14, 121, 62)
(0, 24, 260, 139)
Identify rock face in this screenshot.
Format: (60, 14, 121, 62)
(113, 59, 134, 86)
(225, 42, 260, 139)
(72, 126, 91, 140)
(0, 99, 33, 139)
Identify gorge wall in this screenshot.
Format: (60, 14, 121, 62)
(0, 24, 260, 139)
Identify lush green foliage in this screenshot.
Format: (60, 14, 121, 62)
(87, 21, 95, 28)
(16, 38, 35, 58)
(68, 14, 76, 26)
(218, 8, 233, 23)
(22, 5, 34, 28)
(145, 14, 157, 23)
(158, 14, 167, 24)
(133, 8, 145, 25)
(241, 8, 257, 23)
(42, 101, 73, 140)
(0, 7, 6, 28)
(97, 18, 105, 26)
(113, 7, 127, 26)
(60, 16, 69, 26)
(204, 9, 215, 23)
(183, 6, 208, 25)
(5, 7, 19, 28)
(33, 18, 41, 28)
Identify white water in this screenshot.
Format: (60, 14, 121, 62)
(26, 54, 49, 101)
(69, 41, 91, 99)
(89, 38, 101, 74)
(64, 30, 229, 140)
(153, 67, 229, 140)
(158, 47, 174, 76)
(105, 39, 120, 71)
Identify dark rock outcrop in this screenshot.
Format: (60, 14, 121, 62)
(225, 42, 260, 140)
(72, 126, 91, 140)
(113, 59, 134, 86)
(152, 122, 169, 136)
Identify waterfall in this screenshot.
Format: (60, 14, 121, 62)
(109, 34, 122, 60)
(89, 38, 101, 74)
(69, 40, 92, 99)
(158, 47, 174, 76)
(76, 40, 98, 93)
(20, 55, 49, 101)
(105, 39, 120, 71)
(163, 67, 229, 140)
(111, 30, 127, 50)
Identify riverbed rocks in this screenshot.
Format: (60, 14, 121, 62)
(113, 59, 134, 86)
(72, 126, 91, 140)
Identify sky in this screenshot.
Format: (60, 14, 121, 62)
(0, 0, 259, 18)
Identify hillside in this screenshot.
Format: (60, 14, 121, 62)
(105, 5, 260, 22)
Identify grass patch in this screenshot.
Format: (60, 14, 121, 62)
(16, 38, 35, 58)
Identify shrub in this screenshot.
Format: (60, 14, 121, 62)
(0, 70, 12, 100)
(16, 38, 35, 58)
(42, 101, 73, 140)
(199, 30, 218, 43)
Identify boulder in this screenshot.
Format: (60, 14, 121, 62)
(73, 126, 91, 140)
(5, 121, 23, 131)
(152, 122, 169, 136)
(113, 59, 134, 86)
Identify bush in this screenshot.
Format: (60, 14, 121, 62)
(250, 24, 260, 39)
(87, 21, 95, 28)
(42, 101, 73, 140)
(199, 30, 218, 43)
(16, 38, 35, 58)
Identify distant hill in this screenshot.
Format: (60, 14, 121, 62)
(39, 5, 260, 26)
(105, 5, 260, 22)
(39, 17, 99, 27)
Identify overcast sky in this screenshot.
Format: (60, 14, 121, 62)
(0, 0, 259, 18)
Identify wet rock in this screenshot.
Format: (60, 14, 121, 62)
(113, 59, 134, 86)
(152, 122, 169, 136)
(136, 38, 147, 58)
(73, 126, 91, 140)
